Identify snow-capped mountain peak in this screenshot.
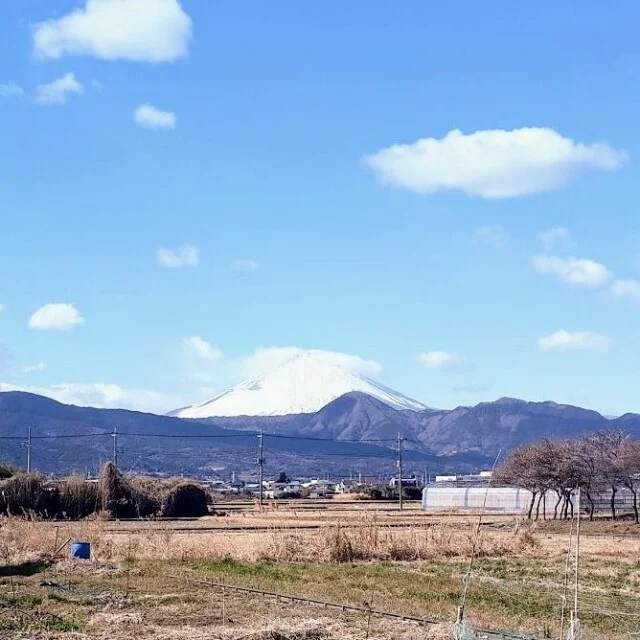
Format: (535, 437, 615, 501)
(173, 350, 428, 418)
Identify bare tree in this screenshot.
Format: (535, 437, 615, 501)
(619, 439, 640, 524)
(496, 430, 640, 522)
(494, 443, 541, 519)
(574, 433, 606, 521)
(591, 430, 627, 520)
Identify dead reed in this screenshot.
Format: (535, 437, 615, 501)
(0, 518, 537, 567)
(259, 521, 538, 563)
(0, 464, 208, 521)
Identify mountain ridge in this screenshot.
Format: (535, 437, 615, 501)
(0, 390, 445, 477)
(199, 390, 622, 454)
(1, 389, 637, 478)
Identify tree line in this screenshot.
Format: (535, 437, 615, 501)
(494, 430, 640, 522)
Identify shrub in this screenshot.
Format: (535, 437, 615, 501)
(274, 491, 301, 500)
(0, 466, 211, 521)
(0, 473, 55, 517)
(99, 463, 159, 519)
(0, 464, 21, 479)
(56, 476, 99, 519)
(403, 486, 423, 500)
(160, 483, 208, 517)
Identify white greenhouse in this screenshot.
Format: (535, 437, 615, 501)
(422, 485, 638, 516)
(422, 486, 535, 514)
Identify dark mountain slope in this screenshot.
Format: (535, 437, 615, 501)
(2, 390, 636, 477)
(200, 394, 627, 456)
(0, 392, 444, 477)
(417, 398, 609, 454)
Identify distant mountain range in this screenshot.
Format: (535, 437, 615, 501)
(0, 391, 450, 478)
(203, 391, 637, 454)
(1, 388, 638, 478)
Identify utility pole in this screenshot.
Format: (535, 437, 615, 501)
(570, 486, 582, 639)
(257, 430, 264, 507)
(112, 425, 118, 471)
(396, 434, 404, 511)
(26, 425, 32, 473)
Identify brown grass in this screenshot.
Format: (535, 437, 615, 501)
(0, 516, 537, 567)
(259, 521, 538, 563)
(3, 507, 640, 640)
(82, 613, 453, 640)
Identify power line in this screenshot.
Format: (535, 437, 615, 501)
(113, 432, 256, 439)
(264, 433, 407, 443)
(0, 432, 112, 440)
(0, 427, 424, 446)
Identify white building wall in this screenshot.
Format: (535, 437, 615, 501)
(422, 487, 535, 513)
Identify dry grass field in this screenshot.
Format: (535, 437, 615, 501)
(2, 501, 640, 639)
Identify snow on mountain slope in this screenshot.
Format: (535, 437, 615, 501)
(174, 351, 428, 418)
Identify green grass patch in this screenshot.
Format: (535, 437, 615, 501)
(52, 555, 640, 638)
(0, 613, 82, 632)
(0, 592, 43, 608)
(185, 556, 299, 582)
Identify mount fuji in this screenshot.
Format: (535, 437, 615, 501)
(172, 351, 429, 418)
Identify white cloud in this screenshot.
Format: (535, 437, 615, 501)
(0, 381, 184, 414)
(23, 362, 46, 373)
(36, 72, 84, 105)
(473, 225, 508, 248)
(533, 255, 612, 289)
(231, 259, 258, 272)
(0, 83, 24, 97)
(417, 351, 463, 370)
(363, 127, 627, 199)
(134, 104, 176, 130)
(538, 227, 573, 252)
(28, 303, 85, 331)
(157, 244, 198, 267)
(0, 302, 3, 313)
(611, 279, 640, 302)
(241, 347, 382, 379)
(533, 252, 640, 302)
(537, 330, 613, 353)
(33, 0, 192, 63)
(183, 336, 223, 362)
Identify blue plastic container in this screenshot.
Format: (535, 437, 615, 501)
(70, 541, 91, 560)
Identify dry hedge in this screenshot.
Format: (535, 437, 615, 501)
(99, 462, 159, 519)
(0, 463, 208, 521)
(57, 475, 100, 519)
(0, 473, 54, 516)
(160, 482, 208, 517)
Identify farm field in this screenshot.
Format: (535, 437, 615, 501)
(2, 501, 640, 639)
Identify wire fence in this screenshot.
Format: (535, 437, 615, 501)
(0, 424, 428, 488)
(168, 573, 539, 640)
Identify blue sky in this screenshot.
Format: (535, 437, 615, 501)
(1, 0, 639, 415)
